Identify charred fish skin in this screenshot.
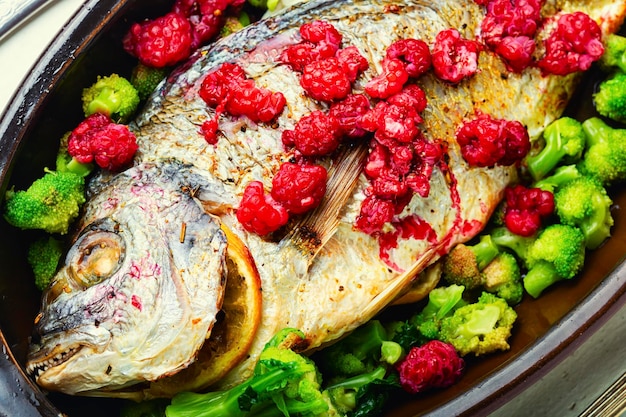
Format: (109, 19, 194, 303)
(27, 162, 228, 394)
(27, 0, 626, 397)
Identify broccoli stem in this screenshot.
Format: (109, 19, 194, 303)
(165, 365, 301, 417)
(86, 86, 121, 117)
(533, 164, 581, 193)
(582, 117, 610, 147)
(523, 261, 562, 298)
(470, 235, 500, 270)
(380, 341, 403, 365)
(490, 226, 534, 264)
(348, 320, 388, 361)
(326, 366, 387, 391)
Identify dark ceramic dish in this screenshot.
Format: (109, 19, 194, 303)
(0, 1, 625, 416)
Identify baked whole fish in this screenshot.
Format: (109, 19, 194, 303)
(25, 0, 626, 400)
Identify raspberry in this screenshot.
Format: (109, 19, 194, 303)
(431, 28, 481, 83)
(237, 181, 289, 235)
(123, 12, 193, 68)
(456, 114, 530, 167)
(300, 20, 343, 52)
(271, 162, 328, 214)
(361, 101, 422, 144)
(173, 0, 246, 48)
(282, 111, 342, 156)
(68, 113, 138, 171)
(387, 84, 428, 114)
(199, 63, 246, 106)
(503, 184, 554, 236)
(199, 62, 285, 123)
(364, 57, 409, 99)
(280, 43, 321, 72)
(537, 12, 604, 76)
(397, 340, 464, 395)
(336, 46, 369, 82)
(364, 142, 389, 179)
(201, 118, 220, 144)
(301, 57, 352, 102)
(371, 169, 409, 200)
(389, 144, 414, 176)
(480, 0, 543, 72)
(386, 38, 432, 78)
(328, 94, 371, 138)
(355, 195, 396, 234)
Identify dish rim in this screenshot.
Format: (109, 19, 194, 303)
(0, 0, 625, 415)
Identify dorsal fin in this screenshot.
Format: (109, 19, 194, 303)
(280, 140, 370, 265)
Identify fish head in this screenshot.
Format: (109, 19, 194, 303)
(26, 162, 228, 395)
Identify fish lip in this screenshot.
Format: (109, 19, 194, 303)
(26, 343, 83, 381)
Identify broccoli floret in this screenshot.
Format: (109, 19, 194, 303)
(220, 12, 251, 37)
(578, 117, 626, 186)
(27, 236, 63, 291)
(390, 284, 466, 350)
(165, 329, 329, 417)
(490, 226, 535, 266)
(3, 169, 86, 234)
(130, 64, 169, 102)
(525, 117, 586, 181)
(523, 224, 586, 298)
(82, 74, 140, 123)
(533, 164, 582, 193)
(324, 366, 390, 415)
(593, 71, 626, 124)
(316, 320, 389, 378)
(599, 34, 626, 73)
(482, 252, 523, 305)
(554, 176, 613, 249)
(442, 235, 500, 289)
(439, 292, 517, 356)
(55, 132, 94, 177)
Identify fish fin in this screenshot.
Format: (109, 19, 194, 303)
(281, 140, 370, 264)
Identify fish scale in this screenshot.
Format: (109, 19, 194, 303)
(25, 0, 626, 399)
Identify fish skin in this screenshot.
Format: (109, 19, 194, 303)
(26, 0, 626, 397)
(27, 162, 228, 393)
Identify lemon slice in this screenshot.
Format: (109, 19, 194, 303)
(142, 223, 262, 399)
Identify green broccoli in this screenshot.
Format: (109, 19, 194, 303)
(438, 292, 517, 356)
(3, 169, 86, 234)
(578, 117, 626, 186)
(316, 320, 392, 378)
(554, 176, 613, 249)
(82, 74, 140, 123)
(165, 329, 329, 417)
(441, 235, 500, 289)
(523, 224, 586, 298)
(481, 252, 523, 305)
(490, 226, 536, 266)
(324, 367, 398, 417)
(130, 64, 169, 102)
(390, 284, 466, 350)
(593, 71, 626, 124)
(220, 12, 251, 37)
(599, 34, 626, 73)
(525, 117, 586, 181)
(55, 132, 94, 177)
(27, 236, 63, 291)
(533, 164, 582, 193)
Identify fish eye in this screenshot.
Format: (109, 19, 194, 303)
(67, 229, 125, 289)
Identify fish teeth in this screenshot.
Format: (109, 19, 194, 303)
(26, 346, 80, 379)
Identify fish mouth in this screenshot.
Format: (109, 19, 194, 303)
(26, 343, 84, 380)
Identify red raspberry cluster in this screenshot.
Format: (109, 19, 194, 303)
(68, 113, 138, 172)
(396, 340, 465, 395)
(455, 113, 530, 168)
(236, 162, 328, 235)
(503, 184, 554, 236)
(280, 20, 369, 103)
(198, 62, 286, 143)
(477, 0, 604, 75)
(123, 0, 244, 68)
(480, 0, 543, 72)
(537, 11, 605, 76)
(431, 28, 481, 84)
